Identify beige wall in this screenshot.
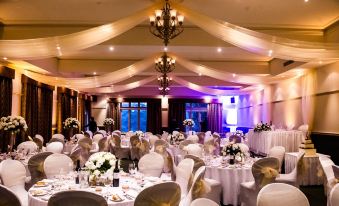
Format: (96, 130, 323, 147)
(238, 61, 339, 133)
(11, 71, 22, 116)
(91, 96, 108, 127)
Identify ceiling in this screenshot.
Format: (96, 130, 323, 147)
(1, 0, 338, 97)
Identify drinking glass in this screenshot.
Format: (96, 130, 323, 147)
(128, 163, 135, 175)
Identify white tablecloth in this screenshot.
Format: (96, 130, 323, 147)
(247, 130, 304, 155)
(285, 152, 324, 186)
(205, 162, 254, 205)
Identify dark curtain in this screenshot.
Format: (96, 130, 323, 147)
(21, 76, 54, 143)
(147, 100, 162, 135)
(106, 102, 121, 130)
(168, 101, 186, 132)
(207, 103, 223, 133)
(78, 94, 92, 131)
(57, 87, 78, 134)
(0, 68, 14, 152)
(84, 98, 91, 128)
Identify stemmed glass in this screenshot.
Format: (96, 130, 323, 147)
(128, 163, 135, 175)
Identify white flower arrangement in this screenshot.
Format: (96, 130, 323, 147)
(63, 117, 80, 129)
(254, 122, 272, 132)
(84, 152, 117, 181)
(0, 116, 28, 134)
(183, 119, 195, 127)
(135, 130, 144, 138)
(103, 118, 114, 126)
(221, 143, 245, 160)
(168, 132, 185, 145)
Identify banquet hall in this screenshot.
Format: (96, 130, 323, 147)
(0, 0, 338, 205)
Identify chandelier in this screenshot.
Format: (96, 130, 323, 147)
(155, 53, 175, 96)
(149, 0, 184, 46)
(158, 73, 171, 96)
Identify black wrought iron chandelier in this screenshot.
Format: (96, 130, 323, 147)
(158, 73, 171, 96)
(155, 53, 175, 96)
(149, 0, 184, 46)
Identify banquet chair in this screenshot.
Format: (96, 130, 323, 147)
(154, 139, 169, 149)
(137, 139, 150, 158)
(46, 142, 64, 154)
(187, 135, 199, 144)
(34, 134, 44, 144)
(180, 166, 206, 206)
(184, 155, 222, 204)
(330, 183, 339, 206)
(92, 133, 104, 143)
(27, 152, 53, 187)
(113, 130, 121, 136)
(134, 182, 181, 206)
(0, 184, 22, 206)
(203, 138, 219, 156)
(229, 134, 242, 143)
(44, 154, 73, 178)
(84, 131, 93, 139)
(0, 159, 28, 206)
(179, 139, 194, 150)
(17, 141, 38, 155)
(239, 157, 280, 206)
(268, 146, 285, 172)
(130, 135, 141, 160)
(69, 147, 82, 165)
(257, 183, 309, 206)
(51, 134, 65, 142)
(183, 144, 203, 158)
(149, 135, 160, 149)
(190, 198, 219, 206)
(275, 152, 305, 187)
(154, 144, 174, 174)
(97, 130, 107, 136)
(98, 136, 109, 152)
(33, 136, 43, 151)
(319, 155, 336, 197)
(138, 152, 164, 177)
(196, 132, 205, 144)
(48, 190, 107, 206)
(176, 158, 194, 197)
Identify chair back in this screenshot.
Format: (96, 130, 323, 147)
(0, 160, 26, 188)
(252, 157, 279, 188)
(257, 183, 309, 206)
(138, 152, 164, 177)
(46, 142, 64, 153)
(184, 166, 206, 205)
(78, 137, 92, 152)
(191, 198, 219, 206)
(183, 144, 203, 158)
(149, 135, 160, 148)
(17, 141, 38, 155)
(154, 139, 169, 149)
(28, 152, 53, 185)
(44, 154, 73, 178)
(134, 182, 181, 206)
(332, 165, 339, 179)
(0, 185, 21, 206)
(112, 134, 121, 147)
(196, 132, 205, 144)
(85, 131, 93, 139)
(51, 134, 65, 142)
(35, 134, 44, 144)
(70, 147, 82, 164)
(229, 134, 242, 143)
(130, 135, 140, 147)
(48, 190, 107, 206)
(33, 137, 43, 150)
(179, 139, 193, 150)
(268, 146, 286, 171)
(187, 135, 199, 143)
(330, 183, 339, 206)
(98, 136, 108, 152)
(97, 130, 107, 136)
(92, 134, 104, 143)
(176, 158, 194, 196)
(185, 154, 205, 174)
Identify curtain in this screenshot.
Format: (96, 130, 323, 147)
(106, 102, 121, 130)
(0, 70, 14, 152)
(21, 76, 54, 143)
(168, 101, 186, 132)
(147, 100, 162, 135)
(85, 98, 92, 128)
(301, 70, 317, 130)
(78, 94, 92, 131)
(207, 103, 223, 133)
(57, 87, 78, 134)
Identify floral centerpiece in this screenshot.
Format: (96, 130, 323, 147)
(254, 122, 272, 132)
(135, 130, 144, 138)
(84, 152, 117, 185)
(0, 116, 28, 152)
(103, 118, 114, 126)
(221, 143, 245, 164)
(0, 116, 28, 134)
(168, 132, 185, 145)
(63, 117, 80, 129)
(183, 119, 195, 127)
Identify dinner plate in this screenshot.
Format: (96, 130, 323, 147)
(30, 190, 48, 196)
(111, 194, 124, 202)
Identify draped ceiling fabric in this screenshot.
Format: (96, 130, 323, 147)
(0, 3, 160, 60)
(207, 103, 223, 133)
(21, 75, 54, 141)
(173, 3, 339, 62)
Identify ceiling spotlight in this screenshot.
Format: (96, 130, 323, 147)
(93, 72, 97, 75)
(3, 57, 8, 60)
(163, 47, 168, 52)
(217, 48, 222, 53)
(268, 50, 273, 57)
(232, 73, 236, 77)
(304, 0, 309, 2)
(198, 73, 202, 76)
(109, 46, 114, 51)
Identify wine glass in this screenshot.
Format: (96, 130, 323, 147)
(128, 163, 135, 175)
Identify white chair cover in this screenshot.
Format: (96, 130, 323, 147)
(268, 146, 286, 172)
(190, 198, 219, 206)
(183, 144, 203, 158)
(275, 152, 305, 187)
(181, 166, 206, 206)
(46, 142, 64, 154)
(97, 130, 107, 136)
(92, 134, 104, 143)
(51, 134, 65, 141)
(17, 141, 38, 155)
(35, 134, 44, 144)
(149, 135, 159, 148)
(162, 131, 169, 140)
(0, 184, 22, 206)
(44, 154, 73, 178)
(257, 183, 309, 206)
(0, 159, 28, 206)
(238, 143, 250, 154)
(330, 183, 339, 206)
(319, 155, 335, 197)
(298, 124, 309, 132)
(138, 152, 164, 177)
(176, 158, 194, 197)
(187, 135, 199, 144)
(85, 131, 93, 138)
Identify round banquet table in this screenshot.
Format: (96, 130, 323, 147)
(204, 160, 254, 206)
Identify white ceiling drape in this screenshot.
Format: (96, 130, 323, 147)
(173, 3, 339, 62)
(0, 3, 160, 60)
